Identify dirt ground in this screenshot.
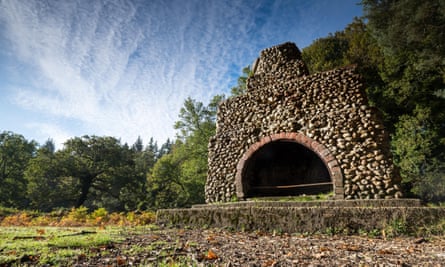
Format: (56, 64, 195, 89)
(71, 228, 445, 266)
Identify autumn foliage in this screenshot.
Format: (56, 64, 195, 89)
(0, 206, 156, 227)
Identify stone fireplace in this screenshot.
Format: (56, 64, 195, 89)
(205, 42, 402, 203)
(236, 132, 339, 198)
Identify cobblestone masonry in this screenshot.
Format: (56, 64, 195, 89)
(205, 42, 402, 203)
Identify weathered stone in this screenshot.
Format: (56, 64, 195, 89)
(205, 42, 402, 203)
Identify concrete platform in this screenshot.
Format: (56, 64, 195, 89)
(156, 199, 445, 234)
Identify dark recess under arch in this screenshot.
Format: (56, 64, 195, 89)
(235, 132, 344, 199)
(243, 140, 332, 197)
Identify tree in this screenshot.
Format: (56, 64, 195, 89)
(302, 18, 387, 109)
(174, 97, 218, 140)
(362, 0, 445, 201)
(146, 152, 187, 209)
(41, 138, 56, 154)
(341, 18, 387, 110)
(230, 66, 252, 96)
(59, 135, 137, 210)
(302, 33, 349, 73)
(392, 106, 445, 201)
(0, 131, 36, 208)
(362, 0, 445, 116)
(158, 138, 172, 158)
(26, 140, 78, 211)
(132, 136, 144, 152)
(148, 95, 224, 209)
(121, 137, 158, 211)
(26, 135, 162, 211)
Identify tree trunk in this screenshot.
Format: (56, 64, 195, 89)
(76, 175, 94, 208)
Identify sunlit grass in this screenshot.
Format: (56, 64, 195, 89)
(0, 225, 158, 265)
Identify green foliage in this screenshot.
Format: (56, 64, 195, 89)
(230, 66, 252, 96)
(383, 219, 408, 238)
(362, 0, 445, 120)
(362, 0, 445, 201)
(302, 33, 349, 73)
(148, 95, 224, 209)
(147, 140, 208, 209)
(24, 135, 164, 212)
(25, 142, 76, 211)
(302, 18, 386, 110)
(174, 97, 219, 140)
(301, 2, 445, 202)
(392, 107, 436, 182)
(392, 106, 445, 201)
(65, 206, 89, 223)
(1, 127, 187, 211)
(0, 131, 36, 208)
(147, 153, 187, 209)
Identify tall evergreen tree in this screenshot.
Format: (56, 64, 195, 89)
(362, 0, 445, 201)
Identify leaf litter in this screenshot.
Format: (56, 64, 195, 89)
(64, 227, 445, 266)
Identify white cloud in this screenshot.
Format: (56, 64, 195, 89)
(26, 122, 73, 149)
(0, 0, 362, 147)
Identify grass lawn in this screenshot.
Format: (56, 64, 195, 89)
(0, 225, 157, 266)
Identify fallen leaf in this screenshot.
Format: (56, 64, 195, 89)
(205, 249, 218, 260)
(8, 250, 17, 255)
(116, 256, 126, 266)
(36, 229, 45, 235)
(377, 249, 393, 255)
(178, 229, 186, 235)
(319, 246, 331, 252)
(406, 245, 420, 253)
(337, 244, 361, 252)
(262, 259, 277, 267)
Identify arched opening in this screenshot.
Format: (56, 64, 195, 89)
(242, 141, 332, 197)
(235, 133, 344, 199)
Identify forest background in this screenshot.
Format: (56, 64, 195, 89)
(1, 0, 444, 212)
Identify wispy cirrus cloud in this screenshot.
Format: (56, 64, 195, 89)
(0, 0, 361, 148)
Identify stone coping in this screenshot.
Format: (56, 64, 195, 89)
(191, 199, 422, 209)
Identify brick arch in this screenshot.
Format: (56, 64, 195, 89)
(235, 132, 344, 199)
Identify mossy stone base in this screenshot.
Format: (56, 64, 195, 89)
(156, 199, 445, 234)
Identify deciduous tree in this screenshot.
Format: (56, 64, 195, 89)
(0, 131, 36, 208)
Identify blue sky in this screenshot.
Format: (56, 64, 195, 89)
(0, 0, 362, 148)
